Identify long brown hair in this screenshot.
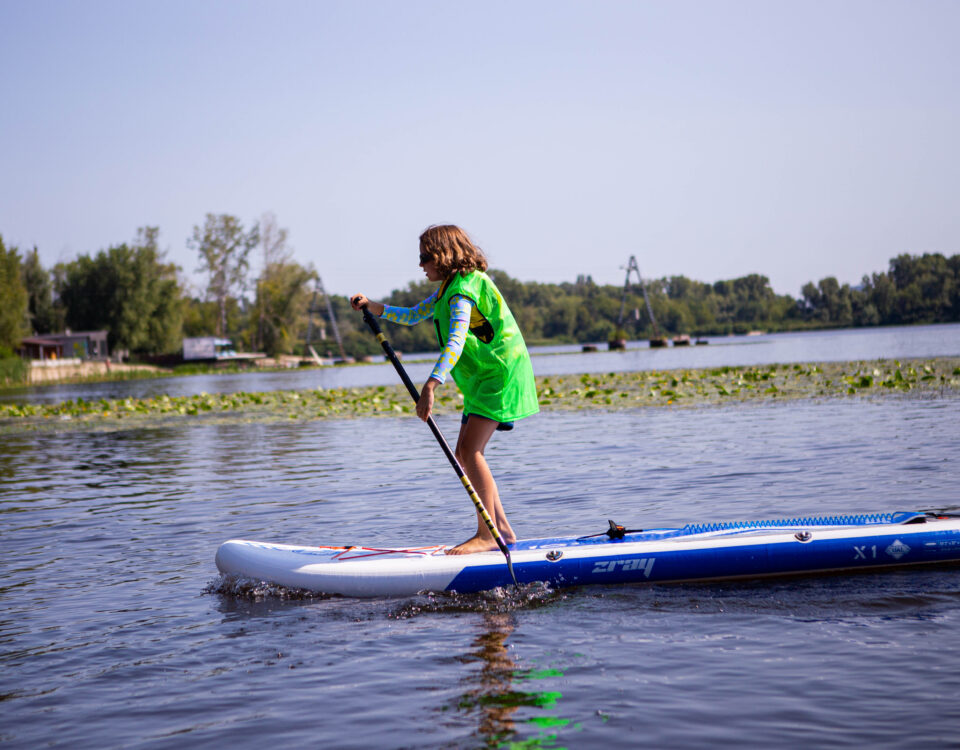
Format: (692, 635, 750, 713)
(419, 225, 488, 278)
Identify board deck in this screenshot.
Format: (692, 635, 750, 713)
(215, 511, 960, 597)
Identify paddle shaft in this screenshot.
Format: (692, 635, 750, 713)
(360, 307, 519, 586)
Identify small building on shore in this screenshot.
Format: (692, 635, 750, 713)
(19, 330, 109, 361)
(182, 337, 265, 364)
(16, 330, 132, 385)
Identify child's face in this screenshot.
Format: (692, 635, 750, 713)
(419, 252, 443, 282)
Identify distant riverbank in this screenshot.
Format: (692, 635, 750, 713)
(23, 359, 164, 384)
(0, 357, 321, 391)
(3, 322, 958, 406)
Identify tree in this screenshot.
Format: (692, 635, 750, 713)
(800, 281, 823, 320)
(253, 212, 295, 354)
(21, 247, 60, 334)
(865, 271, 896, 322)
(800, 276, 853, 326)
(950, 255, 960, 320)
(56, 227, 184, 354)
(255, 260, 315, 357)
(324, 250, 959, 357)
(852, 279, 880, 326)
(183, 296, 243, 339)
(189, 214, 259, 337)
(0, 236, 29, 351)
(891, 253, 953, 323)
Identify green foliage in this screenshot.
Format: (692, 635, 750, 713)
(802, 253, 959, 327)
(253, 260, 315, 357)
(0, 342, 28, 385)
(55, 227, 184, 354)
(21, 246, 61, 334)
(328, 254, 959, 358)
(339, 328, 383, 358)
(12, 219, 959, 365)
(182, 298, 222, 338)
(3, 358, 958, 428)
(246, 212, 314, 357)
(0, 355, 28, 386)
(0, 236, 29, 351)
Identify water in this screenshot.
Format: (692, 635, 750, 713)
(3, 322, 958, 404)
(2, 398, 959, 748)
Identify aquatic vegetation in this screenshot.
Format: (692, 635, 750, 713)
(536, 358, 960, 411)
(1, 357, 958, 432)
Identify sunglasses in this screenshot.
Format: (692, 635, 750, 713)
(419, 252, 431, 264)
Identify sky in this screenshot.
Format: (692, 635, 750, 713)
(1, 0, 957, 301)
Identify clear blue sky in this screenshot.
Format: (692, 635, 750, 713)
(1, 0, 957, 300)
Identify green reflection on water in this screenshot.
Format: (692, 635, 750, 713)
(520, 668, 564, 680)
(455, 613, 578, 749)
(527, 717, 570, 728)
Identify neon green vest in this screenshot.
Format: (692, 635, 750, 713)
(433, 271, 539, 423)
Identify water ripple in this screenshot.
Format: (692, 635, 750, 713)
(2, 399, 959, 747)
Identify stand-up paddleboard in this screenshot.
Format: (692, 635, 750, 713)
(215, 511, 960, 598)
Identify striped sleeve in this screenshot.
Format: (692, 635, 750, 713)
(381, 289, 439, 326)
(429, 295, 472, 384)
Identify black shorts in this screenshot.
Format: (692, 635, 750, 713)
(461, 412, 514, 432)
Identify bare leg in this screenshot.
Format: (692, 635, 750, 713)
(447, 415, 516, 555)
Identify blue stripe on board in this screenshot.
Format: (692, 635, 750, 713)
(511, 511, 928, 550)
(677, 510, 921, 535)
(446, 521, 960, 594)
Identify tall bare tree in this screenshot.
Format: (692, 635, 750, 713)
(251, 213, 315, 356)
(256, 212, 290, 349)
(189, 214, 259, 337)
(259, 211, 291, 267)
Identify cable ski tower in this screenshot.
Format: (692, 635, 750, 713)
(305, 275, 347, 361)
(612, 255, 667, 349)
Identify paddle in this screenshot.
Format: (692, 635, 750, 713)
(357, 304, 520, 588)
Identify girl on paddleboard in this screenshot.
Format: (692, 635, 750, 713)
(351, 225, 539, 555)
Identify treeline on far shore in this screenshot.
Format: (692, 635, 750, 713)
(1, 212, 958, 375)
(366, 251, 959, 356)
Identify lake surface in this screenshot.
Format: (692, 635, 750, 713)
(3, 395, 959, 748)
(4, 322, 958, 405)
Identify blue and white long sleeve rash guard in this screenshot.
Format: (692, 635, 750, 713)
(381, 290, 472, 384)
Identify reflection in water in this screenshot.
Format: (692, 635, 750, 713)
(5, 398, 959, 748)
(458, 613, 572, 748)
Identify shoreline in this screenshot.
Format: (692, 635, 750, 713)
(2, 356, 958, 434)
(5, 320, 958, 393)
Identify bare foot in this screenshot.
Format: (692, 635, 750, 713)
(446, 535, 500, 555)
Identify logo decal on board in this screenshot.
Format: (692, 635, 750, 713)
(885, 540, 911, 560)
(591, 558, 655, 577)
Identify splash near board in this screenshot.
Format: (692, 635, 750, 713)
(215, 511, 960, 598)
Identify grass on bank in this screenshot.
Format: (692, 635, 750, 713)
(0, 356, 29, 387)
(0, 353, 405, 392)
(2, 357, 958, 433)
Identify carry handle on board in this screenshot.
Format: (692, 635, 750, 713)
(358, 304, 520, 589)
